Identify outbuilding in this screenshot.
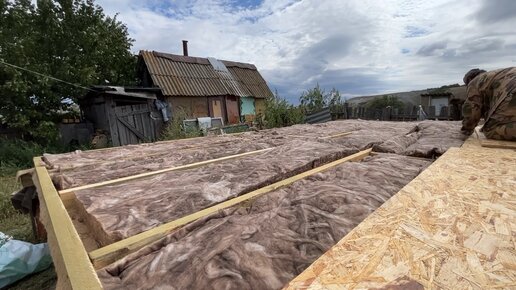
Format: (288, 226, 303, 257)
(137, 43, 273, 125)
(79, 86, 164, 146)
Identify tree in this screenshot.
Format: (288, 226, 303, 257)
(366, 95, 404, 110)
(299, 83, 327, 113)
(265, 90, 304, 128)
(299, 84, 345, 114)
(0, 0, 136, 143)
(327, 87, 341, 106)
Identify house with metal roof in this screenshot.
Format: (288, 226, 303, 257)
(137, 43, 274, 125)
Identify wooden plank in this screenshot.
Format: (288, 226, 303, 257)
(481, 139, 516, 149)
(33, 157, 102, 290)
(89, 148, 372, 269)
(469, 127, 514, 149)
(319, 131, 352, 139)
(117, 114, 146, 142)
(105, 98, 120, 147)
(58, 147, 275, 195)
(475, 127, 516, 149)
(285, 145, 516, 289)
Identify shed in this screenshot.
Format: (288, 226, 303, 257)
(420, 92, 452, 117)
(79, 86, 164, 146)
(137, 47, 273, 124)
(420, 86, 467, 120)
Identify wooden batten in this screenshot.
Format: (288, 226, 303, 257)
(32, 157, 102, 290)
(319, 131, 353, 139)
(59, 147, 274, 194)
(473, 127, 516, 149)
(285, 144, 516, 289)
(88, 148, 373, 269)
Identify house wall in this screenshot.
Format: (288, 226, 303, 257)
(420, 96, 431, 107)
(430, 97, 449, 116)
(167, 96, 209, 118)
(255, 98, 266, 116)
(240, 97, 256, 115)
(82, 98, 108, 132)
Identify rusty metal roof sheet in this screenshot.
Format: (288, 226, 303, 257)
(140, 51, 273, 99)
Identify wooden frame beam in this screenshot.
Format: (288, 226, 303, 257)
(59, 147, 274, 194)
(319, 131, 353, 139)
(88, 148, 372, 269)
(475, 128, 516, 149)
(33, 157, 102, 289)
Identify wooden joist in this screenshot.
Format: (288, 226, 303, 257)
(59, 147, 274, 194)
(33, 157, 102, 290)
(285, 144, 516, 289)
(319, 131, 353, 139)
(88, 148, 373, 269)
(475, 127, 516, 149)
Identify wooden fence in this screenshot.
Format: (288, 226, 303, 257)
(305, 103, 463, 124)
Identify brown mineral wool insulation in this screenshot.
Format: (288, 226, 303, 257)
(73, 139, 359, 244)
(43, 120, 460, 191)
(374, 121, 467, 157)
(46, 137, 273, 190)
(43, 121, 363, 170)
(403, 120, 466, 157)
(43, 121, 367, 189)
(98, 154, 431, 290)
(44, 120, 419, 190)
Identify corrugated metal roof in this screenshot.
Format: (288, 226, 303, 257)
(140, 51, 273, 99)
(83, 86, 157, 100)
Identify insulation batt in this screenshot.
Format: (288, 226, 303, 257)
(97, 154, 432, 290)
(74, 139, 359, 243)
(48, 120, 465, 246)
(43, 120, 464, 189)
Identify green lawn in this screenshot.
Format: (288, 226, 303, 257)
(0, 168, 57, 289)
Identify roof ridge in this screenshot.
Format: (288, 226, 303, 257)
(140, 50, 257, 70)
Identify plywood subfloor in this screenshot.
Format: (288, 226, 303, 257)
(286, 143, 516, 289)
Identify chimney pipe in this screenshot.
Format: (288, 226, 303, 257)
(182, 40, 188, 56)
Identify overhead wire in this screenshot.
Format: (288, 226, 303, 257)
(0, 60, 95, 91)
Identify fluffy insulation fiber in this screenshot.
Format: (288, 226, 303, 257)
(98, 154, 431, 290)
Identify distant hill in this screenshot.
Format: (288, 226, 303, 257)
(347, 85, 467, 106)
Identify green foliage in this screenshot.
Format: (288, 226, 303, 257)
(299, 84, 344, 114)
(0, 0, 136, 139)
(160, 108, 202, 140)
(366, 95, 404, 110)
(0, 138, 68, 173)
(264, 91, 304, 128)
(299, 83, 326, 113)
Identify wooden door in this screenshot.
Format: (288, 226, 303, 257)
(211, 99, 223, 118)
(225, 96, 240, 124)
(112, 103, 156, 146)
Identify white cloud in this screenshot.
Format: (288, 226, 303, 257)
(97, 0, 516, 103)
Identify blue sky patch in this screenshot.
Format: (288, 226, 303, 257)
(404, 26, 430, 38)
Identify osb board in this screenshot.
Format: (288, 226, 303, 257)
(285, 146, 516, 290)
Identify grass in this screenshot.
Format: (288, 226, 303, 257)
(1, 169, 57, 289)
(0, 174, 32, 241)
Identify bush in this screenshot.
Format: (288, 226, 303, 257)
(0, 138, 68, 174)
(264, 95, 304, 129)
(160, 108, 202, 140)
(367, 95, 404, 110)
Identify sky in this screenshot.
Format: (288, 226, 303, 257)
(97, 0, 516, 103)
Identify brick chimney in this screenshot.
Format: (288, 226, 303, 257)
(182, 40, 188, 56)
